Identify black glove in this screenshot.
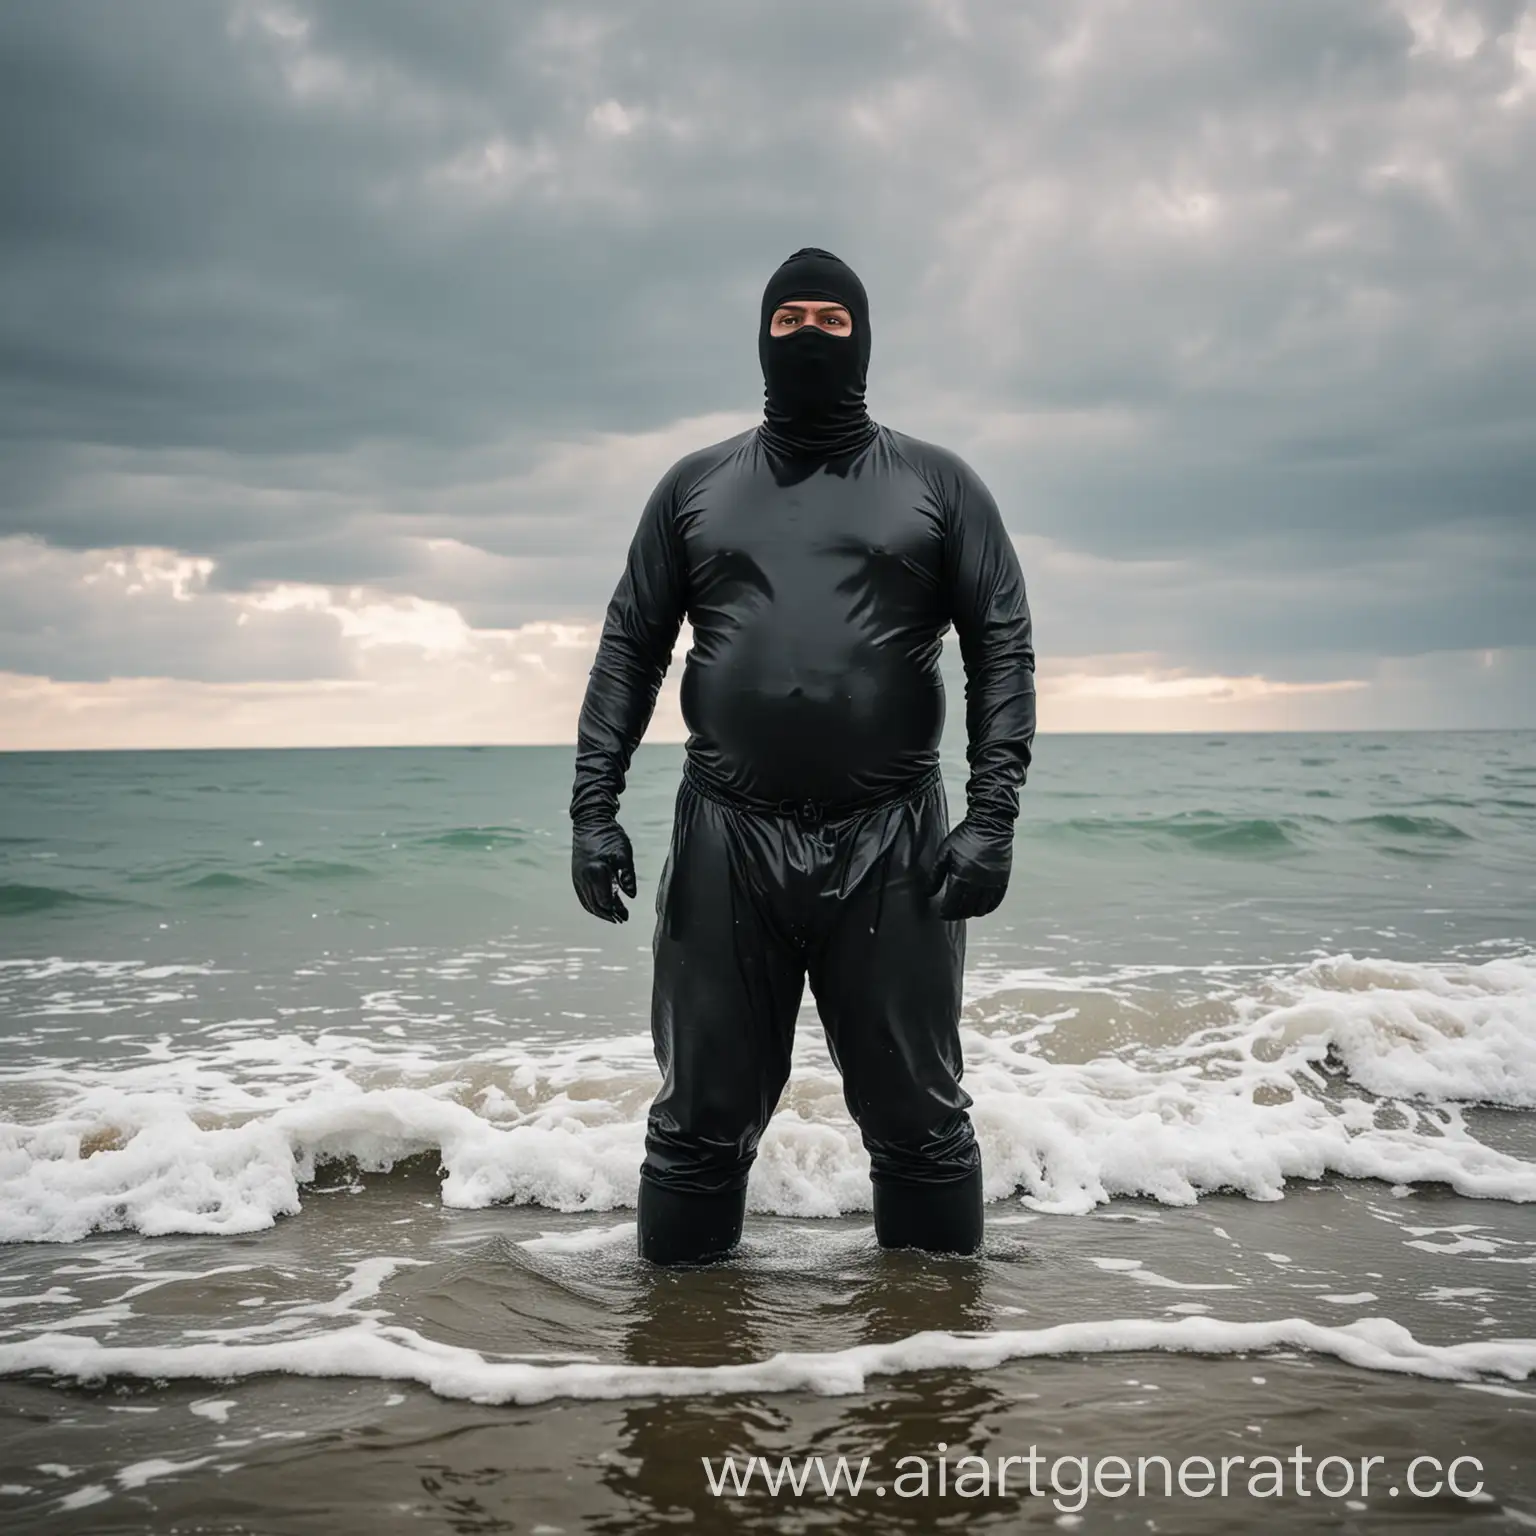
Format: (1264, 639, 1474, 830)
(572, 819, 637, 923)
(926, 818, 1012, 920)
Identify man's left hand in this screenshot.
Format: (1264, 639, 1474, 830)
(925, 819, 1012, 920)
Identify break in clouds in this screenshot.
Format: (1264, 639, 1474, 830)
(0, 0, 1532, 744)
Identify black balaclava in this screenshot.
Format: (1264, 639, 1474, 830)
(757, 247, 880, 458)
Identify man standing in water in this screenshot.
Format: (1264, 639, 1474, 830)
(570, 248, 1036, 1265)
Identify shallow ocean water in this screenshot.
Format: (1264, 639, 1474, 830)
(1, 731, 1533, 1530)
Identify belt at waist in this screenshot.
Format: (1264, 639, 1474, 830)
(680, 760, 943, 828)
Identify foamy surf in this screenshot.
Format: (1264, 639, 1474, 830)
(1, 1314, 1532, 1407)
(0, 951, 1532, 1243)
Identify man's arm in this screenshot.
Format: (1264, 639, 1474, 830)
(570, 469, 689, 832)
(943, 452, 1037, 833)
(929, 451, 1036, 917)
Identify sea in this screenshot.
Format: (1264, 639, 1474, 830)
(1, 730, 1533, 1533)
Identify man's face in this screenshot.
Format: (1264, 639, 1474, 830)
(769, 299, 854, 339)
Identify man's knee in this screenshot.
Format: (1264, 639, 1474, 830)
(643, 1120, 760, 1195)
(859, 1105, 979, 1185)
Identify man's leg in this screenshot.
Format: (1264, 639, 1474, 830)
(806, 780, 984, 1254)
(641, 780, 805, 1264)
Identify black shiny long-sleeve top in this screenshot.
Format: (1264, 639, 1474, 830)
(570, 425, 1037, 831)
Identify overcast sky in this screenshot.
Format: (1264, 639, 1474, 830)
(1, 0, 1532, 748)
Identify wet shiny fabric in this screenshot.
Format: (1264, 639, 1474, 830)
(570, 424, 1036, 823)
(641, 766, 978, 1196)
(570, 410, 1036, 1216)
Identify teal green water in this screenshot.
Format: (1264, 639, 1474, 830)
(2, 729, 1532, 1079)
(2, 731, 1532, 980)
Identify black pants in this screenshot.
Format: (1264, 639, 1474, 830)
(641, 764, 980, 1198)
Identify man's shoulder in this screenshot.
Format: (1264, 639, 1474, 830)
(656, 423, 760, 496)
(879, 426, 987, 496)
(881, 424, 957, 463)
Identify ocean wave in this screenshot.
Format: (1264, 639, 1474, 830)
(1033, 808, 1485, 858)
(1, 1310, 1530, 1406)
(62, 831, 546, 909)
(1346, 813, 1472, 841)
(414, 826, 533, 852)
(267, 858, 375, 881)
(0, 883, 127, 917)
(0, 952, 1532, 1243)
(181, 871, 268, 892)
(1039, 815, 1307, 855)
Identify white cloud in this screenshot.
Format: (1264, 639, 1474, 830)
(1397, 0, 1485, 62)
(588, 98, 640, 138)
(1038, 646, 1536, 732)
(0, 533, 699, 749)
(0, 614, 693, 753)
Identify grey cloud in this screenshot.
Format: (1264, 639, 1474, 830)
(0, 0, 1531, 703)
(0, 543, 353, 683)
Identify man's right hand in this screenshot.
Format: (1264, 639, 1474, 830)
(572, 820, 638, 923)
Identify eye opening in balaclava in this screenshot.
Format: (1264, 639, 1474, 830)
(757, 247, 879, 459)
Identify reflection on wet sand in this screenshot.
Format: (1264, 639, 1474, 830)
(589, 1246, 1018, 1530)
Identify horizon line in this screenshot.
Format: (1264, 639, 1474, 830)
(3, 725, 1534, 755)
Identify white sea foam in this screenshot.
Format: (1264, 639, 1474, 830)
(0, 1315, 1531, 1408)
(1248, 954, 1536, 1109)
(519, 1221, 636, 1254)
(57, 1485, 111, 1512)
(116, 1457, 213, 1490)
(0, 951, 1531, 1243)
(1086, 1258, 1237, 1291)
